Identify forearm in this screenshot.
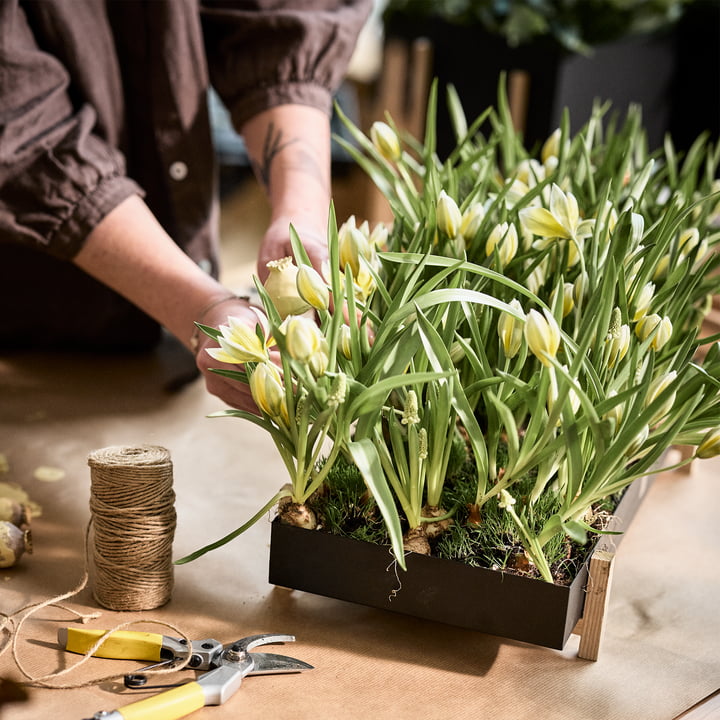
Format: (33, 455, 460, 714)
(72, 194, 232, 351)
(241, 104, 332, 278)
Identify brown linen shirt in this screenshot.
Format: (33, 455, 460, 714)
(0, 0, 370, 348)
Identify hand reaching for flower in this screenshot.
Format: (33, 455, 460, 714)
(194, 297, 275, 412)
(257, 217, 328, 283)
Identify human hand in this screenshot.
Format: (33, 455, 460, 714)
(257, 217, 328, 283)
(193, 298, 267, 413)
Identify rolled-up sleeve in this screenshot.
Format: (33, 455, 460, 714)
(200, 0, 372, 130)
(0, 1, 140, 260)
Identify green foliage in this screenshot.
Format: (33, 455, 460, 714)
(383, 0, 691, 53)
(191, 77, 720, 585)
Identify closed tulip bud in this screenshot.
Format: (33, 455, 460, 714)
(460, 202, 486, 242)
(526, 263, 546, 295)
(632, 282, 655, 322)
(541, 128, 561, 164)
(515, 159, 545, 186)
(525, 308, 561, 367)
(547, 365, 580, 421)
(486, 222, 518, 266)
(551, 282, 575, 318)
(603, 391, 623, 433)
(338, 324, 353, 359)
(308, 343, 330, 378)
(449, 340, 466, 364)
(369, 222, 389, 249)
(646, 371, 677, 425)
(250, 361, 286, 421)
(678, 227, 700, 252)
(636, 314, 672, 350)
(653, 253, 670, 281)
(351, 264, 377, 301)
(370, 121, 401, 162)
(625, 424, 649, 459)
(338, 219, 374, 278)
(630, 212, 645, 246)
(283, 315, 325, 364)
(696, 427, 720, 458)
(436, 191, 462, 238)
(264, 256, 311, 319)
(497, 299, 525, 358)
(573, 271, 588, 306)
(296, 264, 329, 311)
(653, 316, 673, 350)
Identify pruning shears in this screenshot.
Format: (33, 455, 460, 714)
(57, 627, 312, 720)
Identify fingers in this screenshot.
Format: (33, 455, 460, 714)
(193, 299, 262, 413)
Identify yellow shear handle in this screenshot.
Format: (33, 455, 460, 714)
(115, 681, 206, 720)
(61, 628, 164, 662)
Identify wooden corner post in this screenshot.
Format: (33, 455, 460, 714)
(576, 549, 616, 661)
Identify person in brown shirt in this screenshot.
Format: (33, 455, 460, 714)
(0, 0, 371, 410)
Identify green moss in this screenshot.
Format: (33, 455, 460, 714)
(312, 451, 618, 585)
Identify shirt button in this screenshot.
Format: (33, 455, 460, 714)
(169, 161, 188, 181)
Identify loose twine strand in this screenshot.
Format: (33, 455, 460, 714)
(0, 445, 190, 689)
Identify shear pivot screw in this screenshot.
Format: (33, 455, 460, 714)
(225, 644, 246, 663)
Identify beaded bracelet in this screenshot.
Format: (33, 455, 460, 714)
(189, 294, 250, 355)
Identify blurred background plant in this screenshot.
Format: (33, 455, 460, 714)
(382, 0, 691, 53)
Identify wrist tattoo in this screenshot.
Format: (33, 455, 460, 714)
(252, 121, 328, 195)
(255, 121, 296, 190)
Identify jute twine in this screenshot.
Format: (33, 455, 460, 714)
(88, 445, 176, 611)
(1, 445, 189, 689)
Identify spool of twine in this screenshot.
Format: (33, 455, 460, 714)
(87, 445, 176, 611)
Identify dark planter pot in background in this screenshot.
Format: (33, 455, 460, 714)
(269, 475, 653, 651)
(383, 16, 681, 155)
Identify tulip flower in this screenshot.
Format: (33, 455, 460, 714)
(631, 282, 655, 322)
(296, 264, 329, 312)
(369, 223, 389, 250)
(697, 427, 720, 458)
(646, 371, 677, 425)
(518, 184, 594, 243)
(602, 390, 624, 432)
(338, 324, 353, 359)
(460, 202, 486, 243)
(551, 282, 575, 318)
(264, 256, 311, 319)
(635, 314, 672, 350)
(486, 222, 519, 266)
(625, 424, 649, 459)
(547, 365, 580, 421)
(205, 310, 273, 364)
(282, 314, 329, 374)
(249, 361, 287, 423)
(339, 216, 376, 278)
(370, 121, 401, 162)
(541, 128, 561, 164)
(497, 299, 525, 358)
(436, 191, 462, 238)
(525, 308, 561, 367)
(678, 227, 700, 253)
